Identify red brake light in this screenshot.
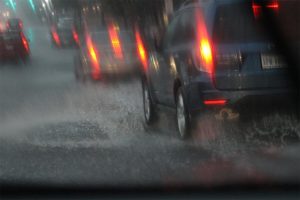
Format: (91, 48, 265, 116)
(204, 99, 227, 105)
(252, 0, 279, 18)
(108, 25, 123, 59)
(86, 34, 100, 79)
(21, 32, 29, 52)
(72, 29, 79, 45)
(52, 31, 60, 46)
(51, 26, 61, 46)
(19, 22, 23, 29)
(267, 2, 279, 9)
(199, 39, 213, 68)
(135, 29, 147, 71)
(195, 10, 214, 74)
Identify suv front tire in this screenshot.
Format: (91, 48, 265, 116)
(142, 81, 157, 125)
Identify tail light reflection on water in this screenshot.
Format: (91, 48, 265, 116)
(199, 39, 213, 69)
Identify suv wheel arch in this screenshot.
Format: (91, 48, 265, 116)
(173, 78, 182, 103)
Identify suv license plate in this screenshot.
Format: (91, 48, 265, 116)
(261, 54, 286, 69)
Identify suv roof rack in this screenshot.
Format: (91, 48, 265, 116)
(180, 0, 212, 9)
(180, 0, 197, 8)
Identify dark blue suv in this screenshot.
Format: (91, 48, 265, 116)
(142, 0, 300, 139)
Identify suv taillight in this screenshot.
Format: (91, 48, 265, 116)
(252, 0, 279, 18)
(195, 9, 214, 74)
(198, 39, 214, 73)
(21, 32, 29, 52)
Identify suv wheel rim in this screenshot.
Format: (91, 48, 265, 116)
(177, 94, 186, 137)
(144, 86, 151, 121)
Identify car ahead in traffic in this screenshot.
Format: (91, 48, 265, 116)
(51, 17, 79, 48)
(142, 0, 299, 139)
(6, 18, 23, 31)
(74, 26, 141, 80)
(0, 29, 30, 62)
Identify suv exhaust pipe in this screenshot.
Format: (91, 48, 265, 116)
(215, 108, 239, 121)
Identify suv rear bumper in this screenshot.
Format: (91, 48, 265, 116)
(187, 82, 297, 114)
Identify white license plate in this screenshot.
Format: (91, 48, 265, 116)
(5, 45, 13, 50)
(261, 54, 287, 69)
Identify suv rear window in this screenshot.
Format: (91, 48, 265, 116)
(92, 31, 134, 46)
(213, 2, 267, 43)
(213, 1, 300, 44)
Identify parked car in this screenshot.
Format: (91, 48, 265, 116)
(142, 0, 299, 139)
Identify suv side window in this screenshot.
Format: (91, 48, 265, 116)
(163, 15, 180, 49)
(170, 9, 196, 47)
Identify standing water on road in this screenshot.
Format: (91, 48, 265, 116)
(1, 0, 300, 198)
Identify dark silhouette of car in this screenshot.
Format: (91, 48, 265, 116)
(74, 26, 140, 80)
(51, 17, 79, 47)
(0, 29, 30, 62)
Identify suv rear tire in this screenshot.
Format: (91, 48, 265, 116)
(142, 81, 157, 125)
(176, 88, 191, 139)
(74, 57, 86, 82)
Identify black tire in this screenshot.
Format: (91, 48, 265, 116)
(176, 87, 191, 139)
(142, 80, 157, 125)
(74, 57, 86, 82)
